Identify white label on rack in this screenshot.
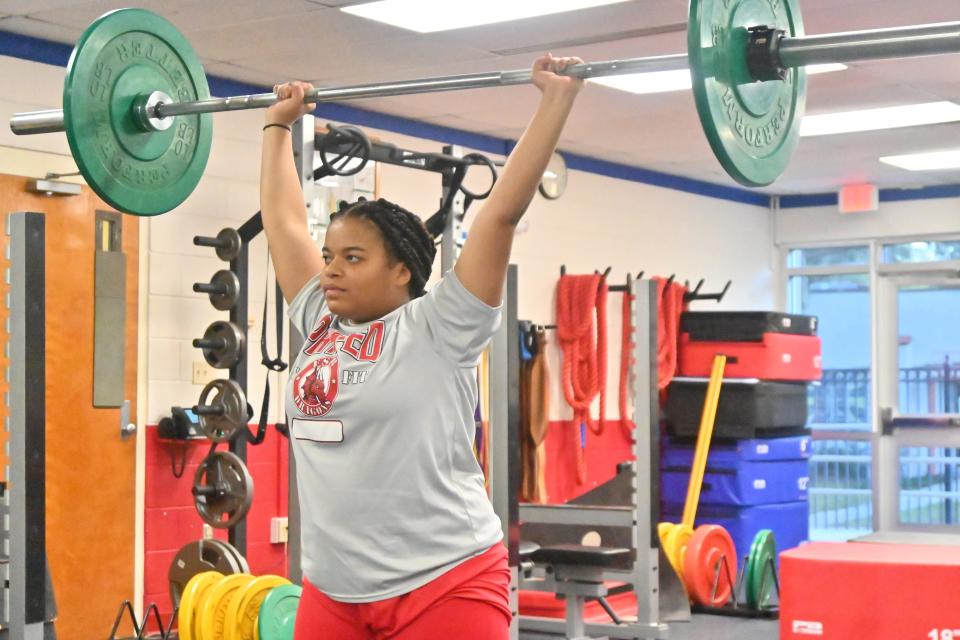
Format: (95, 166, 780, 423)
(792, 620, 824, 636)
(783, 317, 793, 328)
(756, 444, 770, 455)
(753, 479, 767, 490)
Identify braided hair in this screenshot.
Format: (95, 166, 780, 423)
(331, 198, 437, 298)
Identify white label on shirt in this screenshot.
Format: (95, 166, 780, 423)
(292, 418, 344, 443)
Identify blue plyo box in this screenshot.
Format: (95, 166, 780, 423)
(660, 436, 810, 506)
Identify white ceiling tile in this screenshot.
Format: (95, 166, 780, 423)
(26, 0, 326, 34)
(184, 8, 419, 62)
(0, 0, 93, 16)
(203, 62, 281, 90)
(0, 15, 83, 43)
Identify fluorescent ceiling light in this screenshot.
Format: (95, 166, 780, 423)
(880, 150, 960, 171)
(800, 101, 960, 137)
(590, 69, 692, 95)
(589, 63, 846, 95)
(342, 0, 630, 33)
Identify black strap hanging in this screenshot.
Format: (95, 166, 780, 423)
(424, 163, 469, 238)
(249, 249, 288, 444)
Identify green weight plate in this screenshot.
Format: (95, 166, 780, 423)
(746, 529, 777, 609)
(63, 8, 212, 215)
(688, 0, 807, 186)
(258, 584, 302, 640)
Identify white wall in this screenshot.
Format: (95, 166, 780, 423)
(775, 197, 960, 245)
(0, 54, 777, 427)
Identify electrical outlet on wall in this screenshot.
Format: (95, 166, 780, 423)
(192, 360, 216, 385)
(270, 517, 289, 544)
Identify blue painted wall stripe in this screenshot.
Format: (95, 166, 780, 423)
(0, 30, 72, 67)
(780, 183, 960, 209)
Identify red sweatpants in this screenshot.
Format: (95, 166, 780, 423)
(294, 543, 511, 640)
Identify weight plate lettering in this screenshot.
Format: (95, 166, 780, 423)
(198, 573, 255, 640)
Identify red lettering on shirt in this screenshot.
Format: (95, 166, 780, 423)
(342, 333, 364, 360)
(359, 322, 385, 361)
(302, 317, 384, 362)
(307, 314, 333, 342)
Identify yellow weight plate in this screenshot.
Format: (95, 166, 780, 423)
(664, 523, 694, 587)
(199, 573, 255, 640)
(657, 522, 674, 548)
(178, 571, 223, 640)
(225, 575, 291, 640)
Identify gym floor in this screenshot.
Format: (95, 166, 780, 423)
(673, 615, 777, 639)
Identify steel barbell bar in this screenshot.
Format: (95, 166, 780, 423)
(10, 22, 960, 137)
(7, 6, 960, 215)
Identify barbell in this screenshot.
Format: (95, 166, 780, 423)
(9, 4, 960, 215)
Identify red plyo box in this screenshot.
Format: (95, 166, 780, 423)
(678, 332, 822, 381)
(780, 542, 960, 639)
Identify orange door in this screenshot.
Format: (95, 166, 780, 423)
(0, 174, 139, 639)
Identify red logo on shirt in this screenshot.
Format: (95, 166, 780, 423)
(293, 357, 339, 416)
(294, 314, 385, 416)
(303, 314, 385, 362)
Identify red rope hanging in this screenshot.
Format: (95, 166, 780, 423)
(556, 273, 608, 484)
(619, 286, 634, 440)
(652, 277, 689, 404)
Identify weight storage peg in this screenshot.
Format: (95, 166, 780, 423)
(193, 378, 251, 442)
(194, 269, 240, 311)
(194, 227, 241, 262)
(194, 320, 244, 369)
(192, 450, 254, 529)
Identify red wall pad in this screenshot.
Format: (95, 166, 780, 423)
(780, 542, 960, 639)
(678, 333, 822, 381)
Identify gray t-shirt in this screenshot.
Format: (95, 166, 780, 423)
(285, 270, 504, 602)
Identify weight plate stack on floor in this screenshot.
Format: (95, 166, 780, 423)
(177, 571, 223, 640)
(198, 573, 256, 640)
(169, 539, 247, 605)
(225, 575, 291, 640)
